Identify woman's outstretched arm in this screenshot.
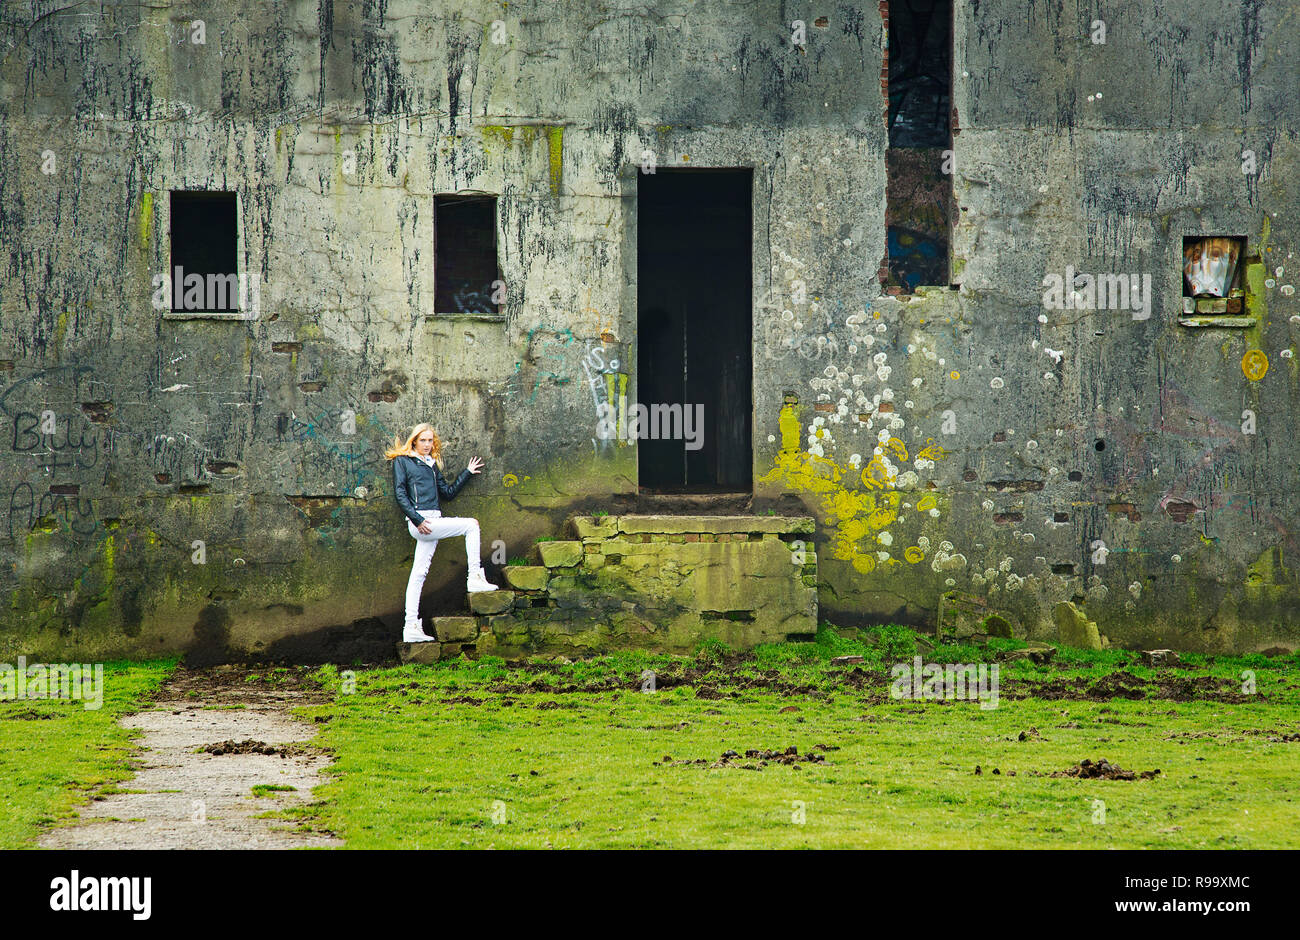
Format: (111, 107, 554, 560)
(437, 455, 484, 501)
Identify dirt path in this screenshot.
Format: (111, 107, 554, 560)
(41, 665, 343, 850)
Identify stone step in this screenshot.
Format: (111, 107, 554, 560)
(396, 640, 441, 664)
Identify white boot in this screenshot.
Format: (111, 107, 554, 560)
(466, 567, 498, 593)
(403, 620, 435, 642)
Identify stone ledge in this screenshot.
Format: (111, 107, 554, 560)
(615, 515, 815, 535)
(571, 517, 618, 539)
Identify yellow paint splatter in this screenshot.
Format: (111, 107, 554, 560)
(1242, 349, 1268, 381)
(949, 370, 960, 380)
(916, 440, 946, 462)
(904, 546, 925, 563)
(502, 473, 518, 487)
(761, 403, 944, 573)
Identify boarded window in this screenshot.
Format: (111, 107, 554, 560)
(435, 194, 501, 314)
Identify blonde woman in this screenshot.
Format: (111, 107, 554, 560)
(385, 423, 497, 643)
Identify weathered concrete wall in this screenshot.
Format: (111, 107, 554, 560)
(2, 1, 1298, 659)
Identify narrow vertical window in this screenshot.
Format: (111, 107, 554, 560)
(169, 191, 239, 312)
(883, 0, 953, 293)
(434, 194, 501, 314)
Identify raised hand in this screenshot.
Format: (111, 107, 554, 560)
(467, 456, 485, 474)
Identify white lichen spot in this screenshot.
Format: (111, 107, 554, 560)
(1005, 573, 1024, 592)
(928, 507, 940, 517)
(767, 434, 776, 443)
(990, 377, 1005, 389)
(1038, 314, 1048, 324)
(982, 499, 994, 510)
(911, 377, 923, 387)
(931, 550, 967, 572)
(1026, 440, 1038, 449)
(1171, 554, 1181, 563)
(1128, 581, 1142, 599)
(917, 536, 930, 552)
(999, 557, 1013, 573)
(877, 551, 891, 562)
(945, 578, 956, 587)
(878, 531, 893, 546)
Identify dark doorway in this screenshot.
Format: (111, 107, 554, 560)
(637, 169, 752, 492)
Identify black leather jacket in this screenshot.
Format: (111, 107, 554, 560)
(392, 454, 472, 526)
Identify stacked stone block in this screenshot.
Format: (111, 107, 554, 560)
(398, 514, 818, 662)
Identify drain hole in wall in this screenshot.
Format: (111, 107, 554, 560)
(1094, 439, 1106, 451)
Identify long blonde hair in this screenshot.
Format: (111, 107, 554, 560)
(384, 423, 445, 469)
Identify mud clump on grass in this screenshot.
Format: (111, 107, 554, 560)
(1014, 671, 1253, 704)
(661, 745, 830, 770)
(199, 739, 304, 757)
(1, 708, 62, 720)
(1049, 758, 1160, 781)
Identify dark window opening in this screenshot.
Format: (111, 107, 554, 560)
(170, 191, 238, 313)
(1183, 236, 1248, 315)
(435, 194, 501, 314)
(884, 0, 953, 294)
(637, 169, 752, 493)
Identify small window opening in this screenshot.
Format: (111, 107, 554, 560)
(1183, 236, 1247, 315)
(435, 194, 501, 314)
(883, 0, 953, 294)
(170, 191, 239, 313)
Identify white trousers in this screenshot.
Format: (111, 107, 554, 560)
(404, 510, 482, 629)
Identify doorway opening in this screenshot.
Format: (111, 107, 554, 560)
(637, 168, 753, 493)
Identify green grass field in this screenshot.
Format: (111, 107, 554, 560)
(0, 658, 177, 849)
(292, 628, 1300, 849)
